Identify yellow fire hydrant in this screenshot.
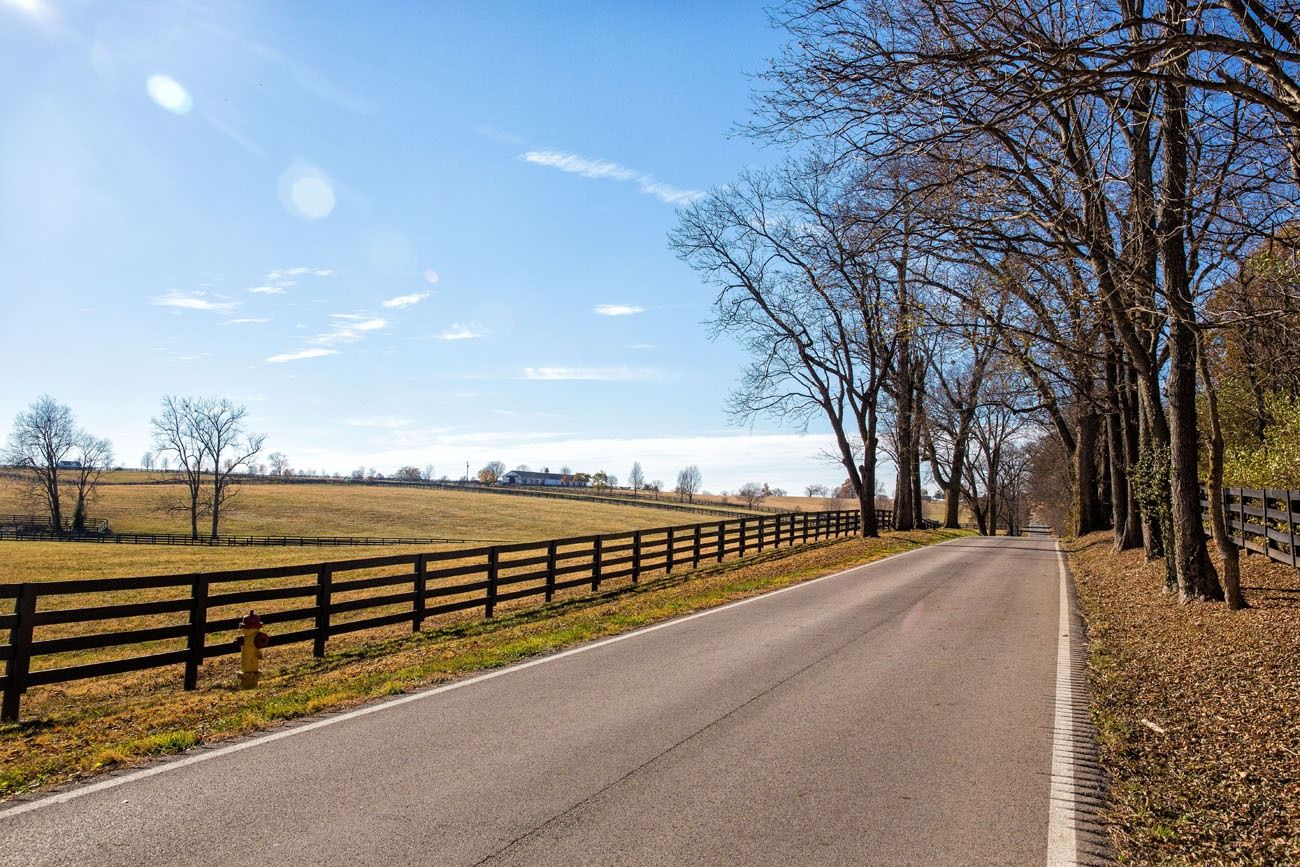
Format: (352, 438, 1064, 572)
(233, 610, 270, 689)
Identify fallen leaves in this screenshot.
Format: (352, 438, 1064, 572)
(1069, 534, 1300, 865)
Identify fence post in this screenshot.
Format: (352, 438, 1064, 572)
(632, 530, 642, 584)
(1290, 491, 1297, 568)
(1238, 491, 1248, 555)
(739, 519, 748, 558)
(758, 516, 766, 553)
(313, 566, 332, 657)
(802, 513, 809, 544)
(591, 537, 603, 592)
(716, 521, 725, 562)
(413, 554, 427, 632)
(545, 540, 557, 601)
(485, 547, 499, 618)
(184, 576, 209, 690)
(2, 584, 36, 723)
(666, 527, 675, 575)
(693, 525, 701, 568)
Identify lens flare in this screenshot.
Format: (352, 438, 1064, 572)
(277, 165, 336, 220)
(145, 74, 193, 114)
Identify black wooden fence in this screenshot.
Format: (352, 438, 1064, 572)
(1203, 487, 1300, 568)
(0, 530, 514, 547)
(0, 509, 873, 721)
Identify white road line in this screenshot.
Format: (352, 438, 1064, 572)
(0, 535, 968, 820)
(1047, 542, 1079, 866)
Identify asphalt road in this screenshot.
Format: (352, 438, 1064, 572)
(0, 536, 1078, 866)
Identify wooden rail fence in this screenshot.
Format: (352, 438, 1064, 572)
(1202, 487, 1300, 568)
(0, 509, 873, 721)
(0, 529, 514, 547)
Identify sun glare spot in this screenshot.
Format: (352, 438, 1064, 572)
(278, 165, 336, 220)
(146, 74, 193, 115)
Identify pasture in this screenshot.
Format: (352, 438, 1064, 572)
(0, 474, 703, 550)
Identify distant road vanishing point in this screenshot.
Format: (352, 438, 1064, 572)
(0, 536, 1105, 866)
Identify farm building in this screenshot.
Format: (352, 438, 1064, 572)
(499, 469, 587, 488)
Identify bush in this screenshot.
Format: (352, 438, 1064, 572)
(1224, 393, 1300, 488)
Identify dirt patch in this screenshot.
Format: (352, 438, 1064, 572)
(1067, 533, 1300, 864)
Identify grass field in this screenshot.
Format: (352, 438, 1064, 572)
(0, 475, 713, 544)
(0, 528, 967, 801)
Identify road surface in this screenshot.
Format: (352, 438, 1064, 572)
(0, 536, 1104, 866)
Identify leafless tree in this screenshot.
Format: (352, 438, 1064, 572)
(675, 465, 702, 503)
(628, 461, 646, 493)
(140, 451, 155, 472)
(193, 398, 265, 541)
(4, 395, 79, 533)
(151, 396, 207, 540)
(68, 433, 112, 533)
(268, 452, 290, 476)
(738, 482, 766, 508)
(671, 158, 900, 534)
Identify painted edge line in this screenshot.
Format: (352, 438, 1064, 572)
(0, 533, 971, 820)
(1047, 541, 1080, 866)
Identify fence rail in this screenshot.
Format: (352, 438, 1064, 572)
(0, 509, 879, 721)
(1203, 487, 1300, 568)
(0, 530, 513, 547)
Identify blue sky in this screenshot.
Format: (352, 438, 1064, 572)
(1, 0, 851, 494)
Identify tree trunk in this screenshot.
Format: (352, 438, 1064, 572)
(1198, 337, 1246, 609)
(1073, 411, 1100, 536)
(1161, 25, 1222, 602)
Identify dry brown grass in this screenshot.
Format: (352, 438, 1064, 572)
(0, 528, 968, 801)
(0, 475, 702, 542)
(1068, 534, 1300, 864)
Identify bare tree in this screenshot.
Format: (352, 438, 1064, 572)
(675, 465, 702, 503)
(268, 452, 290, 476)
(805, 483, 828, 497)
(628, 461, 645, 494)
(738, 482, 766, 508)
(4, 395, 79, 533)
(395, 466, 422, 481)
(68, 433, 113, 533)
(141, 451, 155, 472)
(192, 398, 265, 541)
(151, 396, 207, 540)
(422, 463, 436, 481)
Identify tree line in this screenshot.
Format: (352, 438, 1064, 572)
(672, 0, 1298, 607)
(5, 394, 265, 540)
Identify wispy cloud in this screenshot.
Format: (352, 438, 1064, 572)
(594, 304, 645, 317)
(312, 317, 387, 346)
(440, 322, 487, 341)
(523, 366, 659, 382)
(269, 266, 333, 280)
(151, 291, 240, 312)
(522, 149, 704, 205)
(246, 266, 332, 295)
(266, 348, 337, 363)
(382, 292, 430, 309)
(224, 317, 270, 325)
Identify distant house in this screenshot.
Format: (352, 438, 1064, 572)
(499, 469, 587, 488)
(57, 460, 83, 470)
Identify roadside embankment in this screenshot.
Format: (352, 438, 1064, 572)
(1067, 534, 1300, 864)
